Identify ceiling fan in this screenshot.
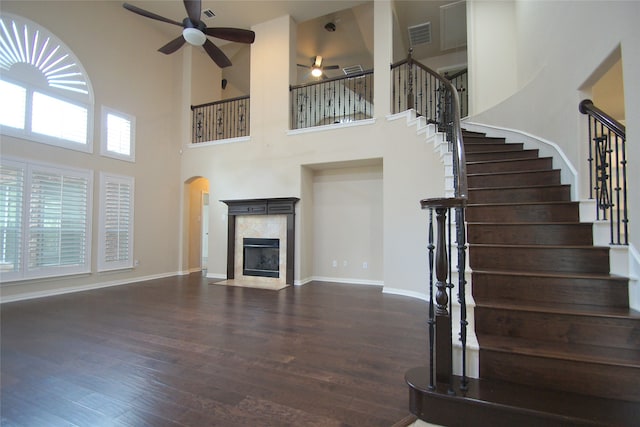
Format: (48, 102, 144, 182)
(122, 0, 255, 68)
(297, 56, 339, 78)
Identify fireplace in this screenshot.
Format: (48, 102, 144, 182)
(222, 198, 299, 285)
(243, 238, 280, 278)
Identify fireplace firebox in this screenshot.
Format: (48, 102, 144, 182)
(243, 238, 280, 278)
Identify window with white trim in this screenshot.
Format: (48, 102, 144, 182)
(0, 13, 94, 152)
(101, 107, 136, 162)
(98, 173, 134, 272)
(0, 158, 93, 282)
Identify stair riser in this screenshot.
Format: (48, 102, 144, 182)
(472, 272, 629, 307)
(475, 308, 639, 349)
(469, 246, 610, 274)
(465, 150, 539, 162)
(467, 223, 593, 245)
(479, 350, 640, 402)
(465, 143, 524, 153)
(466, 204, 580, 223)
(468, 170, 561, 188)
(466, 158, 553, 174)
(468, 186, 571, 203)
(463, 136, 506, 144)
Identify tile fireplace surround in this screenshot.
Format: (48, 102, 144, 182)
(222, 198, 299, 286)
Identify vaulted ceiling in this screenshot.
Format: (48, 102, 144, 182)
(121, 1, 466, 91)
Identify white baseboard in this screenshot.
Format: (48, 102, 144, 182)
(0, 271, 180, 303)
(307, 276, 384, 287)
(382, 287, 428, 302)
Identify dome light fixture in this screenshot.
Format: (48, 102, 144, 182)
(311, 66, 323, 77)
(183, 27, 206, 46)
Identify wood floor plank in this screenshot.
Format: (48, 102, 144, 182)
(1, 276, 428, 426)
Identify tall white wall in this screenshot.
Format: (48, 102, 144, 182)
(0, 1, 183, 300)
(466, 0, 517, 115)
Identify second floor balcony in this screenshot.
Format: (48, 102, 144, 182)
(190, 59, 468, 144)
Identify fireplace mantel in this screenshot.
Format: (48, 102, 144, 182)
(222, 198, 299, 285)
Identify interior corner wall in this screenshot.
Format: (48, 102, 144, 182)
(311, 165, 383, 283)
(250, 15, 295, 139)
(466, 0, 517, 116)
(191, 47, 223, 106)
(298, 166, 315, 283)
(374, 0, 393, 118)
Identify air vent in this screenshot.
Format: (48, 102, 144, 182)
(343, 65, 364, 75)
(202, 9, 215, 19)
(408, 22, 432, 46)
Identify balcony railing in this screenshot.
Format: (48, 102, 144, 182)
(289, 70, 374, 130)
(391, 51, 468, 122)
(191, 96, 249, 143)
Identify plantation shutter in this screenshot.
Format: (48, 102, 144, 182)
(0, 161, 25, 280)
(106, 113, 132, 156)
(99, 173, 134, 271)
(27, 166, 90, 275)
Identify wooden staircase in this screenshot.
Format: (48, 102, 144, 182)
(407, 130, 640, 426)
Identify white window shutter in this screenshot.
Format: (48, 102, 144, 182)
(0, 160, 25, 280)
(27, 166, 91, 275)
(99, 173, 134, 271)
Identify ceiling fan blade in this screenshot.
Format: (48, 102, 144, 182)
(158, 36, 186, 54)
(203, 39, 232, 68)
(183, 0, 202, 25)
(123, 3, 183, 27)
(204, 28, 256, 44)
(322, 65, 340, 70)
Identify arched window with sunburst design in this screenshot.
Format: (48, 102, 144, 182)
(0, 13, 94, 152)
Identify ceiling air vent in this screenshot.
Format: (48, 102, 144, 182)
(343, 65, 364, 75)
(408, 22, 432, 46)
(202, 9, 215, 19)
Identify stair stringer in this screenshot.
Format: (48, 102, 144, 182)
(462, 121, 579, 199)
(387, 109, 479, 379)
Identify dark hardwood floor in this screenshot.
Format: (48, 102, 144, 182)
(1, 275, 428, 426)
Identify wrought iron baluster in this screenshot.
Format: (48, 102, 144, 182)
(427, 208, 435, 391)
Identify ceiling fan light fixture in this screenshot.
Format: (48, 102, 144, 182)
(311, 66, 323, 77)
(183, 27, 206, 46)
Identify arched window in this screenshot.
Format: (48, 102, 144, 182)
(0, 13, 94, 152)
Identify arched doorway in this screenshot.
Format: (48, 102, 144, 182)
(185, 176, 210, 274)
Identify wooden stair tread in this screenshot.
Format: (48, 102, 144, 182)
(475, 297, 640, 319)
(466, 157, 554, 166)
(469, 243, 610, 250)
(468, 200, 578, 207)
(477, 334, 640, 368)
(468, 169, 557, 177)
(467, 221, 586, 225)
(463, 137, 506, 143)
(470, 268, 628, 281)
(469, 183, 569, 190)
(406, 368, 640, 426)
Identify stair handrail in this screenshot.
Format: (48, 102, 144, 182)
(401, 49, 470, 403)
(579, 99, 628, 245)
(579, 99, 626, 138)
(391, 51, 467, 198)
